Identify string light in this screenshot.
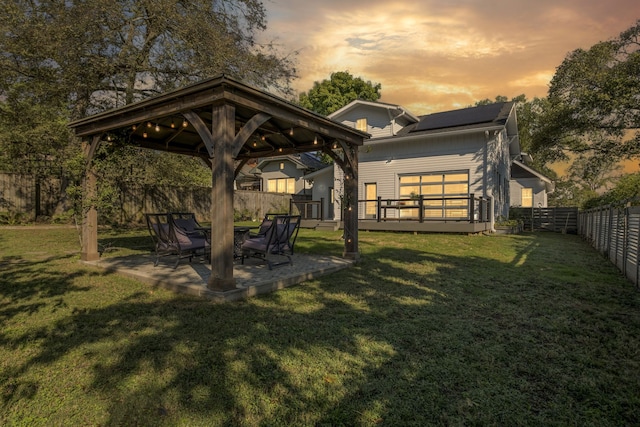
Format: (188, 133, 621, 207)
(289, 127, 293, 136)
(313, 135, 318, 145)
(142, 132, 148, 138)
(132, 124, 137, 131)
(147, 122, 152, 128)
(155, 123, 160, 132)
(170, 120, 176, 129)
(182, 119, 188, 128)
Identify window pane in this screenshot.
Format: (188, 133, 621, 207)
(445, 198, 467, 206)
(444, 183, 468, 194)
(267, 179, 277, 192)
(286, 178, 295, 194)
(522, 188, 533, 207)
(444, 173, 468, 182)
(422, 184, 442, 195)
(356, 118, 367, 132)
(365, 183, 377, 216)
(400, 175, 420, 184)
(400, 185, 420, 196)
(421, 175, 441, 183)
(445, 208, 468, 218)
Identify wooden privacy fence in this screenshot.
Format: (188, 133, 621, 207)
(0, 173, 64, 220)
(0, 173, 292, 224)
(510, 207, 579, 233)
(578, 201, 640, 288)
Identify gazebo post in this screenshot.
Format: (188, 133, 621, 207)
(208, 103, 237, 291)
(81, 136, 100, 261)
(342, 146, 359, 261)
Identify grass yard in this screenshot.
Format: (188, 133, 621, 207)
(1, 225, 639, 426)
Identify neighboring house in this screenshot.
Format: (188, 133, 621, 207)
(247, 152, 324, 197)
(510, 159, 555, 208)
(316, 100, 520, 227)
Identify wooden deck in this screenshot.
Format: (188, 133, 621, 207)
(301, 219, 492, 234)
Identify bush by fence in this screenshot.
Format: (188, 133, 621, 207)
(578, 200, 640, 288)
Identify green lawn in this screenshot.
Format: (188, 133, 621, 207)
(1, 226, 639, 426)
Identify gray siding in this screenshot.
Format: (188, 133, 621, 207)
(332, 105, 396, 139)
(310, 168, 335, 219)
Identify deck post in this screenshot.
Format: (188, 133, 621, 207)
(469, 193, 475, 224)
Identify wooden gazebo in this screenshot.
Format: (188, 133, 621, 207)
(69, 75, 367, 292)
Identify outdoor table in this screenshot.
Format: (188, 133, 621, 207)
(194, 226, 251, 258)
(233, 226, 251, 259)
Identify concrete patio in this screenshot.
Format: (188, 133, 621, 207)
(83, 253, 354, 303)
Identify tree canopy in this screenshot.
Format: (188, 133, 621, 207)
(298, 71, 381, 116)
(0, 0, 297, 220)
(533, 20, 640, 164)
(1, 0, 297, 119)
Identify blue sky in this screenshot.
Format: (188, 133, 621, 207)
(261, 0, 638, 115)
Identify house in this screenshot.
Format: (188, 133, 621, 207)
(306, 100, 521, 232)
(243, 152, 325, 196)
(510, 159, 555, 208)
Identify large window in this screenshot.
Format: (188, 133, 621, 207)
(399, 171, 469, 218)
(267, 178, 295, 194)
(521, 188, 533, 207)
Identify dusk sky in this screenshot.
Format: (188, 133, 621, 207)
(261, 0, 639, 116)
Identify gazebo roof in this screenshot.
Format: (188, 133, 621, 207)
(70, 75, 365, 293)
(69, 74, 367, 160)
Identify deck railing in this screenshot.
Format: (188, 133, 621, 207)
(358, 194, 491, 223)
(290, 198, 324, 220)
(578, 200, 640, 288)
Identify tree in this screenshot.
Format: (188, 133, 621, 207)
(1, 0, 297, 119)
(582, 172, 640, 208)
(0, 0, 297, 220)
(298, 71, 381, 116)
(536, 20, 640, 164)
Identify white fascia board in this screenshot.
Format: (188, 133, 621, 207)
(365, 125, 505, 146)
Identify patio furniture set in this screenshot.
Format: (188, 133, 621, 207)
(145, 212, 301, 270)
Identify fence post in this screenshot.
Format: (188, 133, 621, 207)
(377, 196, 382, 223)
(419, 195, 424, 223)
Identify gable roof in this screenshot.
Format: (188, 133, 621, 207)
(252, 152, 324, 173)
(512, 159, 555, 193)
(402, 102, 515, 136)
(328, 99, 420, 123)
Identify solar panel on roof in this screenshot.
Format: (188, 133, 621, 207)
(412, 102, 506, 132)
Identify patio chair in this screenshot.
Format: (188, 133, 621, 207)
(240, 215, 301, 269)
(249, 212, 289, 238)
(170, 212, 210, 242)
(145, 213, 210, 269)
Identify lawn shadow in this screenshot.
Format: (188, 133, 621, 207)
(2, 232, 639, 425)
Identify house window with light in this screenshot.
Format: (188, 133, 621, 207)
(267, 178, 295, 194)
(521, 188, 533, 207)
(356, 118, 367, 132)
